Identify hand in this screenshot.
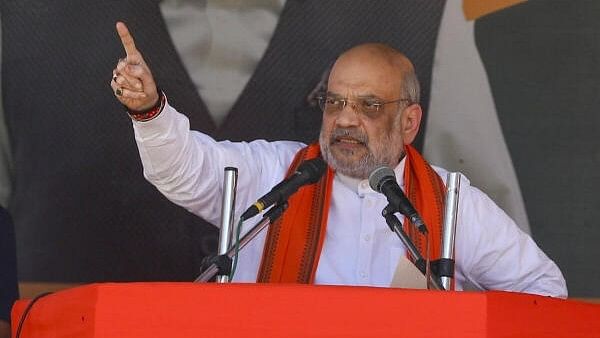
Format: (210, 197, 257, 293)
(110, 22, 159, 111)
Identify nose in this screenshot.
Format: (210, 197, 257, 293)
(335, 100, 361, 127)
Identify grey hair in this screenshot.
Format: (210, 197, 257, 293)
(401, 67, 420, 104)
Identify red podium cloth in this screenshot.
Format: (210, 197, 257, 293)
(11, 283, 600, 337)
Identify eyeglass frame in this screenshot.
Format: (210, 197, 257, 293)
(315, 93, 412, 119)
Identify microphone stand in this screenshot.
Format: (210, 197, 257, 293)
(194, 202, 288, 283)
(382, 205, 443, 290)
(440, 172, 461, 290)
(216, 167, 238, 283)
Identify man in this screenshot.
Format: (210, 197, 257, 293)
(112, 22, 567, 296)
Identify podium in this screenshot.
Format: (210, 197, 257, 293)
(11, 283, 600, 337)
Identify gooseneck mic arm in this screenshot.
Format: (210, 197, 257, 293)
(195, 202, 288, 283)
(241, 157, 327, 220)
(382, 205, 443, 291)
(368, 166, 428, 234)
(382, 205, 426, 273)
(369, 166, 445, 290)
(197, 157, 328, 282)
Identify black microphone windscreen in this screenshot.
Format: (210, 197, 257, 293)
(297, 157, 327, 184)
(368, 166, 395, 192)
(240, 157, 327, 221)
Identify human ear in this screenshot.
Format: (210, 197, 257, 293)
(401, 104, 422, 145)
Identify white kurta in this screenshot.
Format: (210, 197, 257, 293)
(133, 102, 567, 297)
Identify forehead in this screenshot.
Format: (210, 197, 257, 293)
(328, 52, 403, 98)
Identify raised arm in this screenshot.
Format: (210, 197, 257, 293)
(109, 23, 304, 226)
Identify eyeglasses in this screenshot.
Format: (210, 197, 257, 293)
(316, 94, 411, 119)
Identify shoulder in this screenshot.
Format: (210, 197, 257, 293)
(429, 163, 510, 228)
(430, 163, 472, 187)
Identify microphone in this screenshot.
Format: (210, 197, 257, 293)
(240, 157, 327, 220)
(368, 166, 428, 234)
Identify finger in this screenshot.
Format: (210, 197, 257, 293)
(110, 80, 124, 98)
(116, 58, 128, 72)
(126, 53, 143, 67)
(124, 63, 146, 77)
(116, 22, 138, 57)
(114, 71, 143, 91)
(117, 87, 148, 100)
(124, 63, 156, 93)
(116, 58, 147, 89)
(110, 79, 132, 96)
(112, 68, 134, 90)
(114, 61, 142, 86)
(110, 80, 146, 100)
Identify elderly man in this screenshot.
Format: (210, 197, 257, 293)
(111, 22, 566, 296)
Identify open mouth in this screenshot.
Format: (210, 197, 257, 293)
(333, 136, 367, 149)
(336, 136, 362, 144)
(328, 128, 368, 149)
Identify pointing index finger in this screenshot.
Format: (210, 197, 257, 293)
(116, 22, 138, 57)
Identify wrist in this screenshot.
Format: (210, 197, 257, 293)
(127, 89, 165, 122)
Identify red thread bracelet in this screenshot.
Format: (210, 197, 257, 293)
(128, 90, 166, 122)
